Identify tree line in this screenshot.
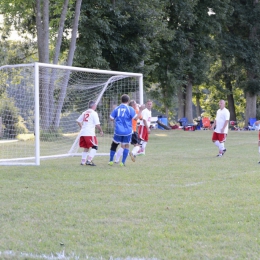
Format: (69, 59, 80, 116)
(1, 0, 260, 127)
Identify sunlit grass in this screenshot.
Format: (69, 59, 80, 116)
(0, 129, 260, 259)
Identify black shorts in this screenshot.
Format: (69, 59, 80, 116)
(131, 131, 140, 145)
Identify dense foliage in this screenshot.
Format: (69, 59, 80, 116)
(1, 0, 260, 127)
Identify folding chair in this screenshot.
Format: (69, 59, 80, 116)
(178, 117, 196, 131)
(202, 117, 211, 130)
(248, 118, 257, 130)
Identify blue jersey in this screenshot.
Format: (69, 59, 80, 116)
(110, 104, 137, 136)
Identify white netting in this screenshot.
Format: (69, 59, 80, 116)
(0, 63, 142, 165)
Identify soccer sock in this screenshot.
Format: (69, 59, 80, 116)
(141, 141, 147, 152)
(122, 148, 129, 164)
(110, 150, 116, 162)
(87, 149, 96, 162)
(219, 142, 224, 153)
(258, 146, 260, 153)
(132, 146, 140, 156)
(81, 151, 88, 163)
(115, 147, 124, 162)
(214, 140, 220, 148)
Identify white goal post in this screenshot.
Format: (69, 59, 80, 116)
(0, 62, 143, 166)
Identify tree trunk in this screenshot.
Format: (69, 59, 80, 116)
(49, 0, 70, 127)
(225, 80, 236, 122)
(195, 95, 202, 118)
(53, 0, 82, 128)
(35, 0, 50, 130)
(245, 92, 256, 127)
(177, 85, 185, 120)
(244, 0, 258, 127)
(185, 79, 193, 123)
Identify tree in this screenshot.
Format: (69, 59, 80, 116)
(146, 0, 231, 123)
(0, 0, 83, 130)
(226, 0, 260, 126)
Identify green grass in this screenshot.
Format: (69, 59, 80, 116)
(1, 129, 260, 259)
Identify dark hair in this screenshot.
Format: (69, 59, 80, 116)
(89, 100, 96, 108)
(121, 94, 130, 103)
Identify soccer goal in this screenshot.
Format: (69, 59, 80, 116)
(0, 62, 143, 166)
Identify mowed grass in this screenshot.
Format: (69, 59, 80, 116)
(0, 129, 260, 259)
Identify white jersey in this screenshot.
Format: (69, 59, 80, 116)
(215, 107, 230, 134)
(140, 108, 152, 128)
(77, 109, 100, 136)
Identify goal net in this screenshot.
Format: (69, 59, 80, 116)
(0, 62, 143, 165)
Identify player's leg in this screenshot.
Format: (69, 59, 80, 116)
(137, 126, 147, 155)
(121, 135, 131, 165)
(212, 132, 221, 156)
(131, 145, 140, 156)
(109, 136, 120, 165)
(115, 146, 123, 163)
(79, 136, 89, 165)
(218, 134, 226, 155)
(81, 148, 89, 165)
(86, 145, 98, 166)
(130, 132, 139, 161)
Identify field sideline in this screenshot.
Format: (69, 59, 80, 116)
(0, 129, 260, 259)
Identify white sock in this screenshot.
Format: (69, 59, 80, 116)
(132, 146, 140, 156)
(115, 147, 124, 162)
(258, 146, 260, 153)
(87, 149, 96, 162)
(219, 142, 224, 153)
(141, 141, 147, 152)
(214, 140, 220, 148)
(81, 151, 88, 163)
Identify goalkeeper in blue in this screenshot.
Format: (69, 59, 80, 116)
(108, 94, 141, 166)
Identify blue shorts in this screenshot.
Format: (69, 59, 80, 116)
(113, 134, 131, 144)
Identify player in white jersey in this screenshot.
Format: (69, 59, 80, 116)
(136, 100, 153, 156)
(210, 100, 230, 157)
(77, 100, 103, 166)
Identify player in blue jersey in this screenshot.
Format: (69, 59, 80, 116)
(108, 94, 140, 166)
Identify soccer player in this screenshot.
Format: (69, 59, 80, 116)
(135, 99, 153, 156)
(77, 100, 103, 166)
(108, 94, 139, 166)
(114, 100, 144, 163)
(210, 100, 230, 157)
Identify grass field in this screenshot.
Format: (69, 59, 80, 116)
(1, 129, 260, 259)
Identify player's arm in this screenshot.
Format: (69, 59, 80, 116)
(210, 120, 216, 130)
(133, 104, 145, 121)
(96, 124, 104, 136)
(77, 121, 82, 129)
(143, 118, 150, 133)
(255, 120, 260, 125)
(221, 120, 229, 133)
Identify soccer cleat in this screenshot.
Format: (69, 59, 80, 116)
(129, 152, 136, 162)
(136, 152, 145, 156)
(80, 160, 86, 165)
(108, 161, 114, 166)
(86, 161, 96, 166)
(216, 154, 222, 157)
(119, 162, 125, 167)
